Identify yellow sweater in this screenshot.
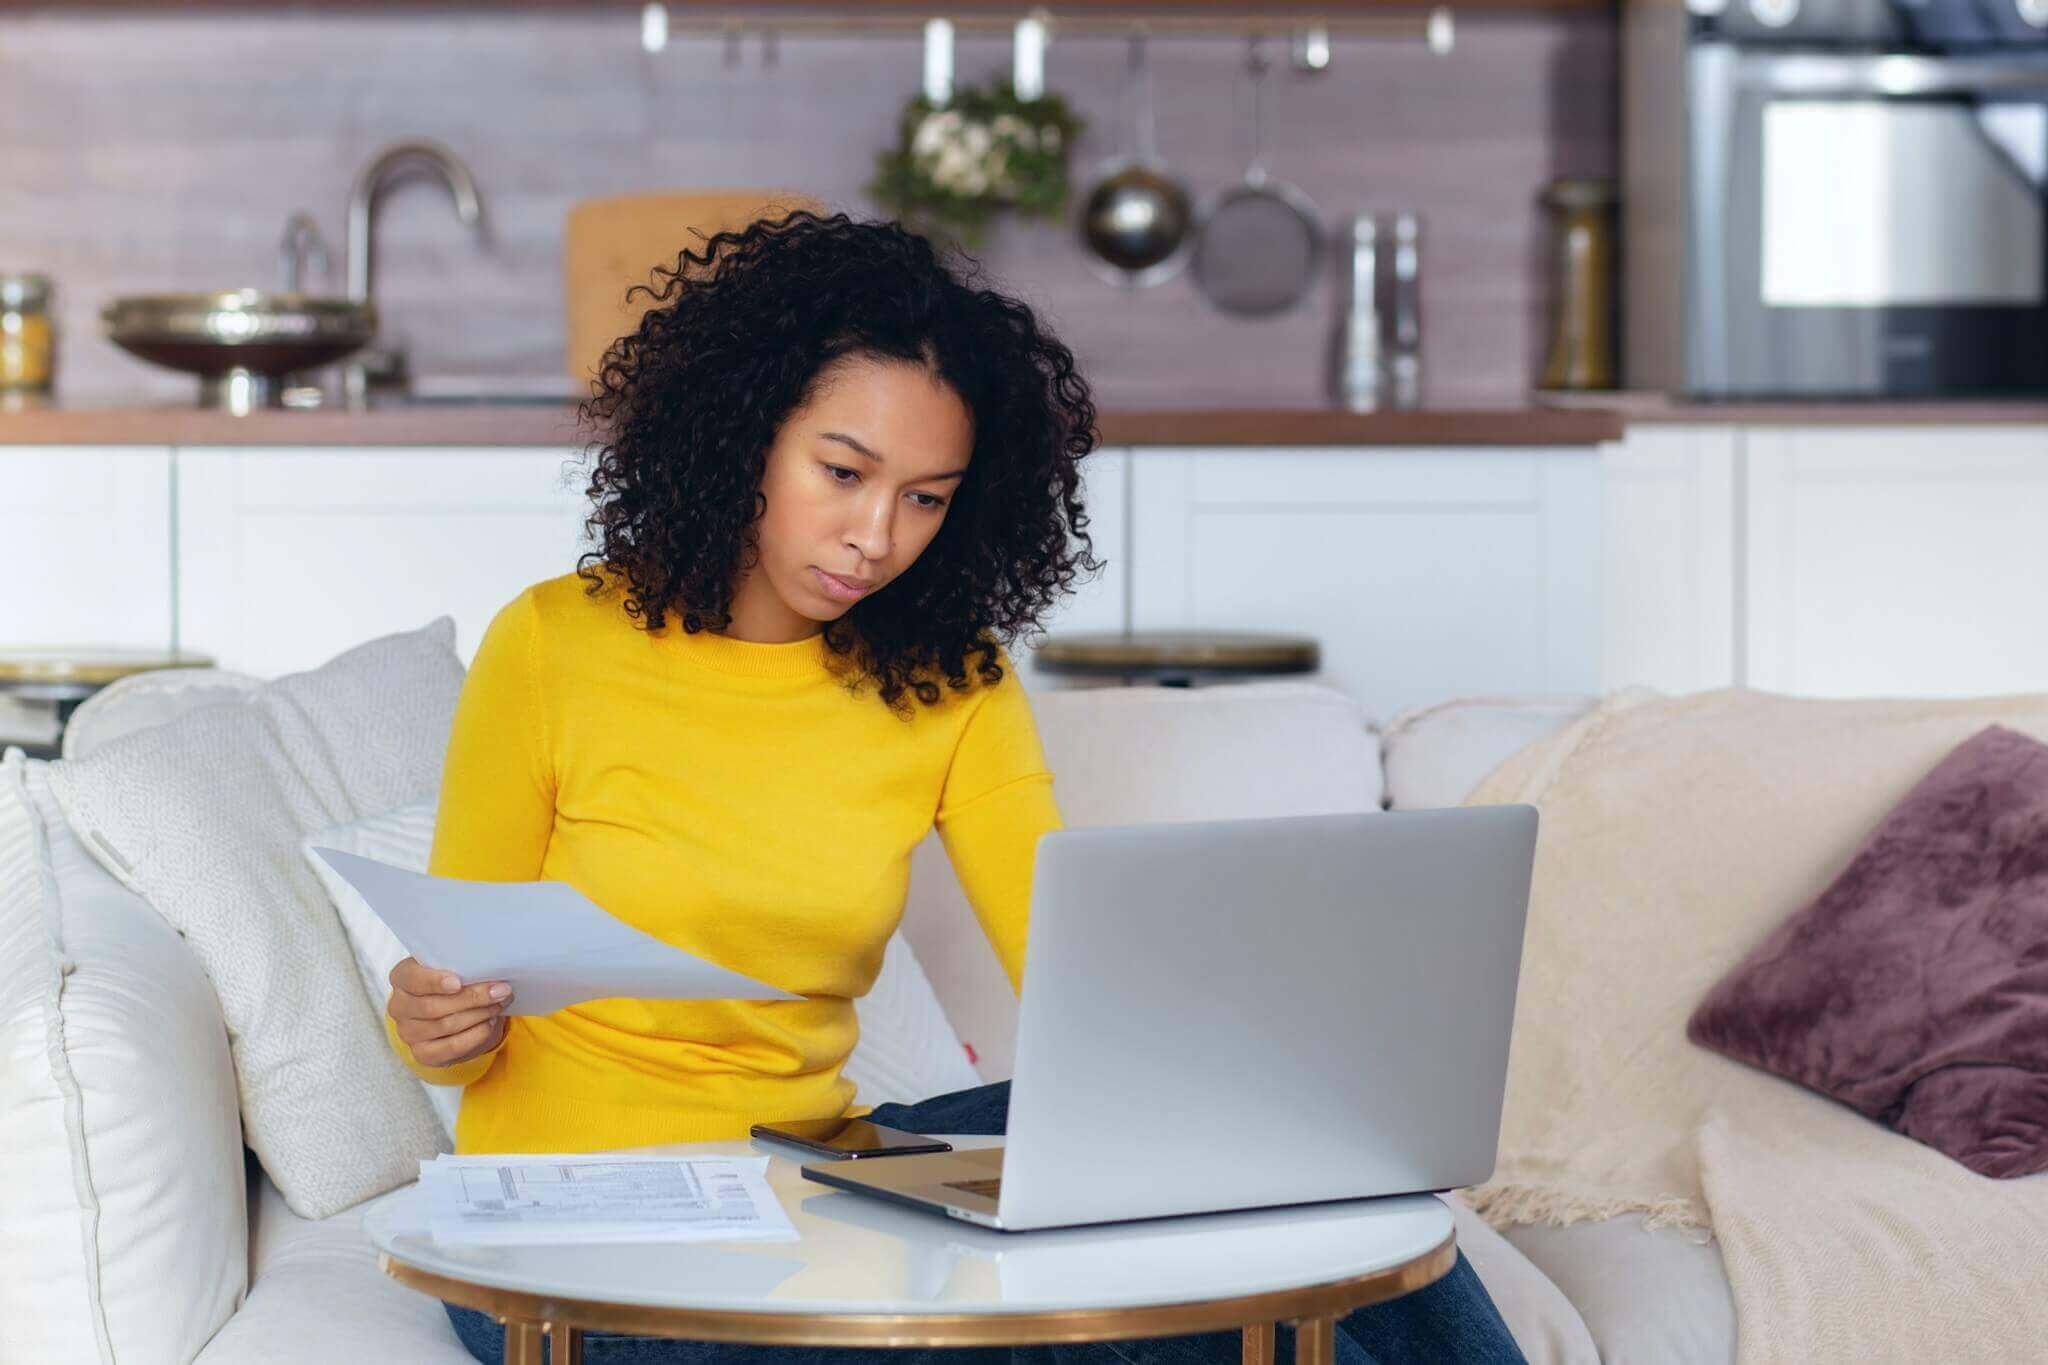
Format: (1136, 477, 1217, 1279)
(384, 570, 1063, 1154)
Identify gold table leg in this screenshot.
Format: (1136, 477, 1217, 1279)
(548, 1320, 583, 1365)
(1293, 1313, 1338, 1365)
(1243, 1322, 1276, 1365)
(501, 1315, 545, 1365)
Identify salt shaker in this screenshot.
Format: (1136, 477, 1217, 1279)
(1329, 216, 1383, 411)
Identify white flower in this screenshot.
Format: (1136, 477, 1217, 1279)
(958, 167, 990, 196)
(1041, 125, 1061, 152)
(991, 114, 1025, 140)
(961, 121, 992, 157)
(931, 145, 975, 189)
(911, 112, 950, 158)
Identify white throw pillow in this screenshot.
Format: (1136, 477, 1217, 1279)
(61, 666, 263, 761)
(301, 802, 460, 1142)
(0, 749, 246, 1364)
(46, 620, 463, 1219)
(302, 799, 979, 1128)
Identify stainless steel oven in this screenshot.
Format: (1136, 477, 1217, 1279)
(1625, 0, 2048, 397)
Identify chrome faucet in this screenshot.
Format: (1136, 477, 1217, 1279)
(343, 139, 483, 404)
(279, 213, 333, 294)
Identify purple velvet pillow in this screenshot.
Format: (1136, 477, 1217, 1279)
(1688, 724, 2048, 1179)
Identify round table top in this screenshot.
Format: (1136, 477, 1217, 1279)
(1035, 631, 1319, 675)
(0, 647, 215, 688)
(365, 1134, 1455, 1320)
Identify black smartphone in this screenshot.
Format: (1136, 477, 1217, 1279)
(748, 1116, 954, 1160)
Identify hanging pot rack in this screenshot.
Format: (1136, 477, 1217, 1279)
(638, 5, 1455, 62)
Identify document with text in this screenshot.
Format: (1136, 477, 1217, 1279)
(420, 1153, 798, 1247)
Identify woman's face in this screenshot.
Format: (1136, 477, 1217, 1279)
(725, 354, 975, 643)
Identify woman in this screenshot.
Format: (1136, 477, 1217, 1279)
(383, 211, 1526, 1365)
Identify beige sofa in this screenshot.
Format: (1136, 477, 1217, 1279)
(2, 660, 1730, 1365)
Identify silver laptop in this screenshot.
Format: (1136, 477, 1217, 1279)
(800, 804, 1538, 1232)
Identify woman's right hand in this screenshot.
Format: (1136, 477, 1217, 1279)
(387, 957, 513, 1067)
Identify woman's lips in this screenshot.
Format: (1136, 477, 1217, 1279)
(813, 568, 872, 601)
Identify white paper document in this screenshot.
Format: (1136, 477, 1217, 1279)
(310, 848, 803, 1016)
(419, 1153, 797, 1247)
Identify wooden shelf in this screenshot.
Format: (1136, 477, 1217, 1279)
(0, 402, 1623, 448)
(5, 1, 1616, 14)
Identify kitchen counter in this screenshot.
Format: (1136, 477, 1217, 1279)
(2, 395, 2043, 449)
(1531, 390, 2048, 428)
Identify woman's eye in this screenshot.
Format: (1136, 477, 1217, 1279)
(826, 465, 946, 510)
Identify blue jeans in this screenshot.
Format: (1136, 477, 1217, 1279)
(444, 1082, 1525, 1365)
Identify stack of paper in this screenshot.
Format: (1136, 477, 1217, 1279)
(419, 1153, 799, 1247)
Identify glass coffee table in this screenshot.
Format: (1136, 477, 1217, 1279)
(366, 1135, 1456, 1365)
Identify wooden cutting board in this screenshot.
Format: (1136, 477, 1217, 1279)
(563, 190, 822, 384)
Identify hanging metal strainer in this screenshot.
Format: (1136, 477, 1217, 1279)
(1190, 37, 1324, 317)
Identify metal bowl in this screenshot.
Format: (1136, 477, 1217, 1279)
(102, 289, 377, 413)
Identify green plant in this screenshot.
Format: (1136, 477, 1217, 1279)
(866, 79, 1085, 249)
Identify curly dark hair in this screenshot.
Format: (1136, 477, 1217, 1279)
(574, 208, 1105, 717)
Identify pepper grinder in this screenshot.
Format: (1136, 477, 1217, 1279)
(1538, 179, 1619, 391)
(1387, 213, 1423, 409)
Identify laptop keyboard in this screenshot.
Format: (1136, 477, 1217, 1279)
(942, 1176, 1002, 1200)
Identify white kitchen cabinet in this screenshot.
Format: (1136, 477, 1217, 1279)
(0, 446, 174, 652)
(1128, 447, 1604, 722)
(1598, 425, 1742, 696)
(175, 447, 593, 677)
(1016, 449, 1129, 689)
(1743, 425, 2048, 698)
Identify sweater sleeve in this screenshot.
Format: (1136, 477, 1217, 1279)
(934, 655, 1064, 997)
(386, 589, 557, 1088)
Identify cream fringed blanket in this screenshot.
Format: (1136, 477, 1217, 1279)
(1456, 686, 2048, 1363)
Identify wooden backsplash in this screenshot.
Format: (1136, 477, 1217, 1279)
(0, 8, 1615, 410)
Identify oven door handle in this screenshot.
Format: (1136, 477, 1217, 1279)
(1739, 51, 2048, 98)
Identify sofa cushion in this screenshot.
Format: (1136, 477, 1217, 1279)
(1502, 1214, 1735, 1365)
(47, 620, 461, 1219)
(0, 750, 247, 1365)
(1688, 722, 2048, 1179)
(193, 1155, 473, 1365)
(1378, 695, 1597, 811)
(1444, 1193, 1600, 1365)
(900, 680, 1385, 1083)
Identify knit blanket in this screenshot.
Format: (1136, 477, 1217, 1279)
(1457, 686, 2048, 1363)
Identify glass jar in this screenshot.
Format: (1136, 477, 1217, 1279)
(1537, 181, 1618, 392)
(0, 273, 54, 396)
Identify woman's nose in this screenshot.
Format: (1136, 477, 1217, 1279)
(848, 500, 894, 560)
